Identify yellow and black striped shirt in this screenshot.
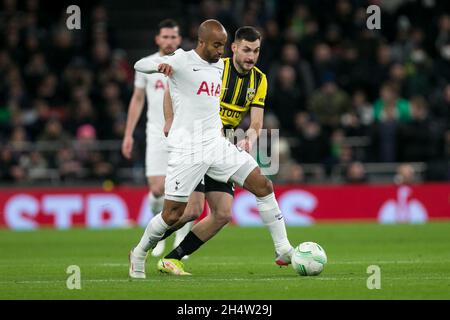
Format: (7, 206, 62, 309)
(220, 57, 268, 128)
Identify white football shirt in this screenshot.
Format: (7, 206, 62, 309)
(134, 49, 224, 150)
(134, 52, 168, 136)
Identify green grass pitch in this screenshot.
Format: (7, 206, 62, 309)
(0, 222, 449, 299)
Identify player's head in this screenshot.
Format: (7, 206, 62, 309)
(232, 26, 262, 73)
(197, 19, 227, 63)
(155, 19, 181, 55)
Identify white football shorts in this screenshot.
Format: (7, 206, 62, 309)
(145, 133, 169, 177)
(164, 136, 258, 202)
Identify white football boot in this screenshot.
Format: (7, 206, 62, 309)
(128, 249, 147, 279)
(275, 246, 294, 266)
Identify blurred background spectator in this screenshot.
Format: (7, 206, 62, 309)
(0, 0, 449, 186)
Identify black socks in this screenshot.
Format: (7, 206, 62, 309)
(165, 231, 204, 260)
(160, 228, 176, 241)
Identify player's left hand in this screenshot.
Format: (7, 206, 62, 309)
(237, 138, 252, 153)
(158, 63, 173, 76)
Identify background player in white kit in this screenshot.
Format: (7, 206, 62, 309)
(121, 19, 203, 258)
(129, 19, 293, 277)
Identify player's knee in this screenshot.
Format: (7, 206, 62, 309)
(254, 178, 273, 197)
(151, 187, 165, 198)
(163, 207, 184, 225)
(184, 203, 203, 221)
(211, 209, 232, 226)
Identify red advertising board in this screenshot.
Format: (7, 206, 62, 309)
(0, 184, 449, 230)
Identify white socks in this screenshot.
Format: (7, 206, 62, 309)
(256, 193, 292, 254)
(174, 221, 194, 248)
(135, 213, 169, 256)
(148, 192, 164, 215)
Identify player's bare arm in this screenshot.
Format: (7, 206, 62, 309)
(122, 87, 146, 159)
(238, 107, 264, 152)
(163, 85, 174, 137)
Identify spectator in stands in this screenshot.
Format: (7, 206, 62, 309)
(23, 52, 49, 95)
(9, 126, 29, 150)
(292, 112, 330, 164)
(351, 89, 373, 126)
(327, 128, 355, 175)
(75, 124, 97, 163)
(26, 99, 52, 140)
(0, 146, 26, 182)
(370, 102, 399, 162)
(57, 147, 83, 181)
(299, 18, 320, 62)
(311, 42, 337, 89)
(90, 41, 111, 76)
(388, 63, 408, 97)
(431, 84, 450, 127)
(48, 28, 75, 72)
(25, 151, 48, 181)
(258, 19, 283, 71)
(308, 74, 351, 131)
(344, 161, 367, 183)
(373, 81, 411, 123)
(73, 123, 114, 181)
(37, 118, 71, 145)
(37, 118, 72, 166)
(405, 48, 433, 97)
(434, 15, 450, 85)
(268, 43, 314, 101)
(435, 43, 450, 85)
(394, 163, 417, 185)
(286, 162, 306, 184)
(341, 111, 367, 137)
(398, 96, 440, 161)
(336, 43, 369, 93)
(277, 162, 306, 184)
(36, 73, 63, 108)
(0, 0, 448, 185)
(435, 14, 450, 55)
(368, 44, 392, 98)
(268, 65, 303, 134)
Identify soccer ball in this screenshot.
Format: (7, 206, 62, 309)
(291, 242, 327, 276)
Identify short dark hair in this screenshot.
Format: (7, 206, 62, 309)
(234, 26, 261, 42)
(158, 19, 179, 32)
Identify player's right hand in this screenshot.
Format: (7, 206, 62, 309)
(122, 135, 134, 159)
(158, 63, 173, 76)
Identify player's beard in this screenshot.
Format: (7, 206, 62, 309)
(162, 46, 176, 55)
(204, 48, 221, 63)
(207, 55, 221, 63)
(236, 59, 254, 73)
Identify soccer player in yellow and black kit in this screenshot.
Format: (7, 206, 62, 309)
(156, 26, 293, 275)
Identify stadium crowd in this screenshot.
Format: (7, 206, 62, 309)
(0, 0, 449, 185)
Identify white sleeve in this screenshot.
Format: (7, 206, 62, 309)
(134, 71, 146, 89)
(134, 49, 186, 74)
(134, 56, 159, 74)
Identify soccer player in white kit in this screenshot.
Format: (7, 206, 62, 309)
(122, 19, 204, 259)
(129, 19, 293, 277)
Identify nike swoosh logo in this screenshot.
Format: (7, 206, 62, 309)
(193, 68, 201, 71)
